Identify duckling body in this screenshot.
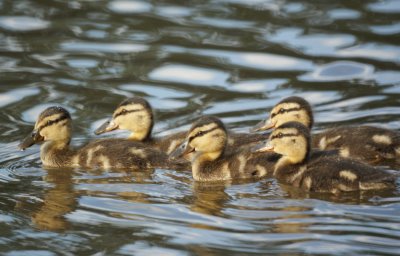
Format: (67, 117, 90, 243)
(312, 125, 400, 164)
(254, 96, 400, 165)
(19, 106, 188, 170)
(257, 122, 396, 193)
(170, 116, 279, 182)
(95, 97, 267, 155)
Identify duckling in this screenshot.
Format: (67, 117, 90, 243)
(94, 97, 186, 154)
(253, 96, 400, 165)
(95, 97, 267, 154)
(256, 121, 397, 193)
(19, 106, 188, 170)
(169, 116, 280, 182)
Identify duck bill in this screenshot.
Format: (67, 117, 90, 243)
(255, 141, 274, 153)
(94, 119, 118, 135)
(18, 130, 44, 151)
(169, 141, 195, 160)
(251, 119, 275, 132)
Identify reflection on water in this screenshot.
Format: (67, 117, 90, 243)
(1, 0, 400, 255)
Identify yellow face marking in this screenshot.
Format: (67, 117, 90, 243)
(372, 134, 392, 145)
(339, 170, 357, 181)
(130, 148, 147, 159)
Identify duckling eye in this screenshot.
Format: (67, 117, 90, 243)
(47, 120, 51, 125)
(120, 109, 128, 114)
(277, 132, 283, 138)
(196, 131, 205, 137)
(278, 108, 285, 114)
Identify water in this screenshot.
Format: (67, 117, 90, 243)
(1, 0, 400, 255)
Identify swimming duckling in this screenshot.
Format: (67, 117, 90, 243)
(95, 97, 267, 154)
(19, 106, 188, 170)
(94, 97, 186, 154)
(169, 116, 279, 182)
(253, 96, 400, 164)
(256, 121, 396, 193)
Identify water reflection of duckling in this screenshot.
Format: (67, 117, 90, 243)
(95, 97, 267, 155)
(253, 96, 400, 165)
(256, 122, 397, 193)
(31, 168, 76, 231)
(19, 106, 188, 170)
(170, 116, 280, 182)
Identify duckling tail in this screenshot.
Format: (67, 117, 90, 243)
(359, 173, 397, 190)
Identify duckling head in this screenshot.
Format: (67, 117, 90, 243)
(170, 116, 227, 162)
(257, 121, 311, 164)
(19, 106, 72, 150)
(95, 97, 154, 141)
(252, 96, 313, 132)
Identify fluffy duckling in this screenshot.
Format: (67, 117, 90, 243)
(169, 116, 280, 182)
(253, 96, 400, 164)
(95, 97, 267, 154)
(95, 97, 186, 154)
(256, 121, 397, 193)
(19, 106, 188, 170)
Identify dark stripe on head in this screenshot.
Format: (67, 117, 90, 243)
(275, 96, 314, 128)
(271, 133, 298, 140)
(271, 107, 302, 119)
(39, 106, 71, 120)
(114, 109, 141, 118)
(188, 116, 226, 142)
(188, 126, 219, 143)
(37, 107, 71, 132)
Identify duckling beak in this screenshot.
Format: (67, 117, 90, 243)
(18, 130, 44, 151)
(251, 119, 275, 132)
(255, 141, 274, 153)
(169, 141, 195, 160)
(94, 119, 119, 135)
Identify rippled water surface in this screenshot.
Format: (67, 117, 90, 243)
(1, 0, 400, 255)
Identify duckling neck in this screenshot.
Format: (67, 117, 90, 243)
(40, 140, 75, 167)
(192, 151, 223, 180)
(274, 152, 308, 177)
(128, 130, 151, 141)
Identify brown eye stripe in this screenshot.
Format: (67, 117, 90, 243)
(188, 126, 219, 143)
(38, 113, 69, 132)
(271, 107, 302, 119)
(271, 133, 298, 140)
(113, 109, 141, 118)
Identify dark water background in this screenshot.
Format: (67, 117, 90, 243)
(1, 0, 400, 255)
